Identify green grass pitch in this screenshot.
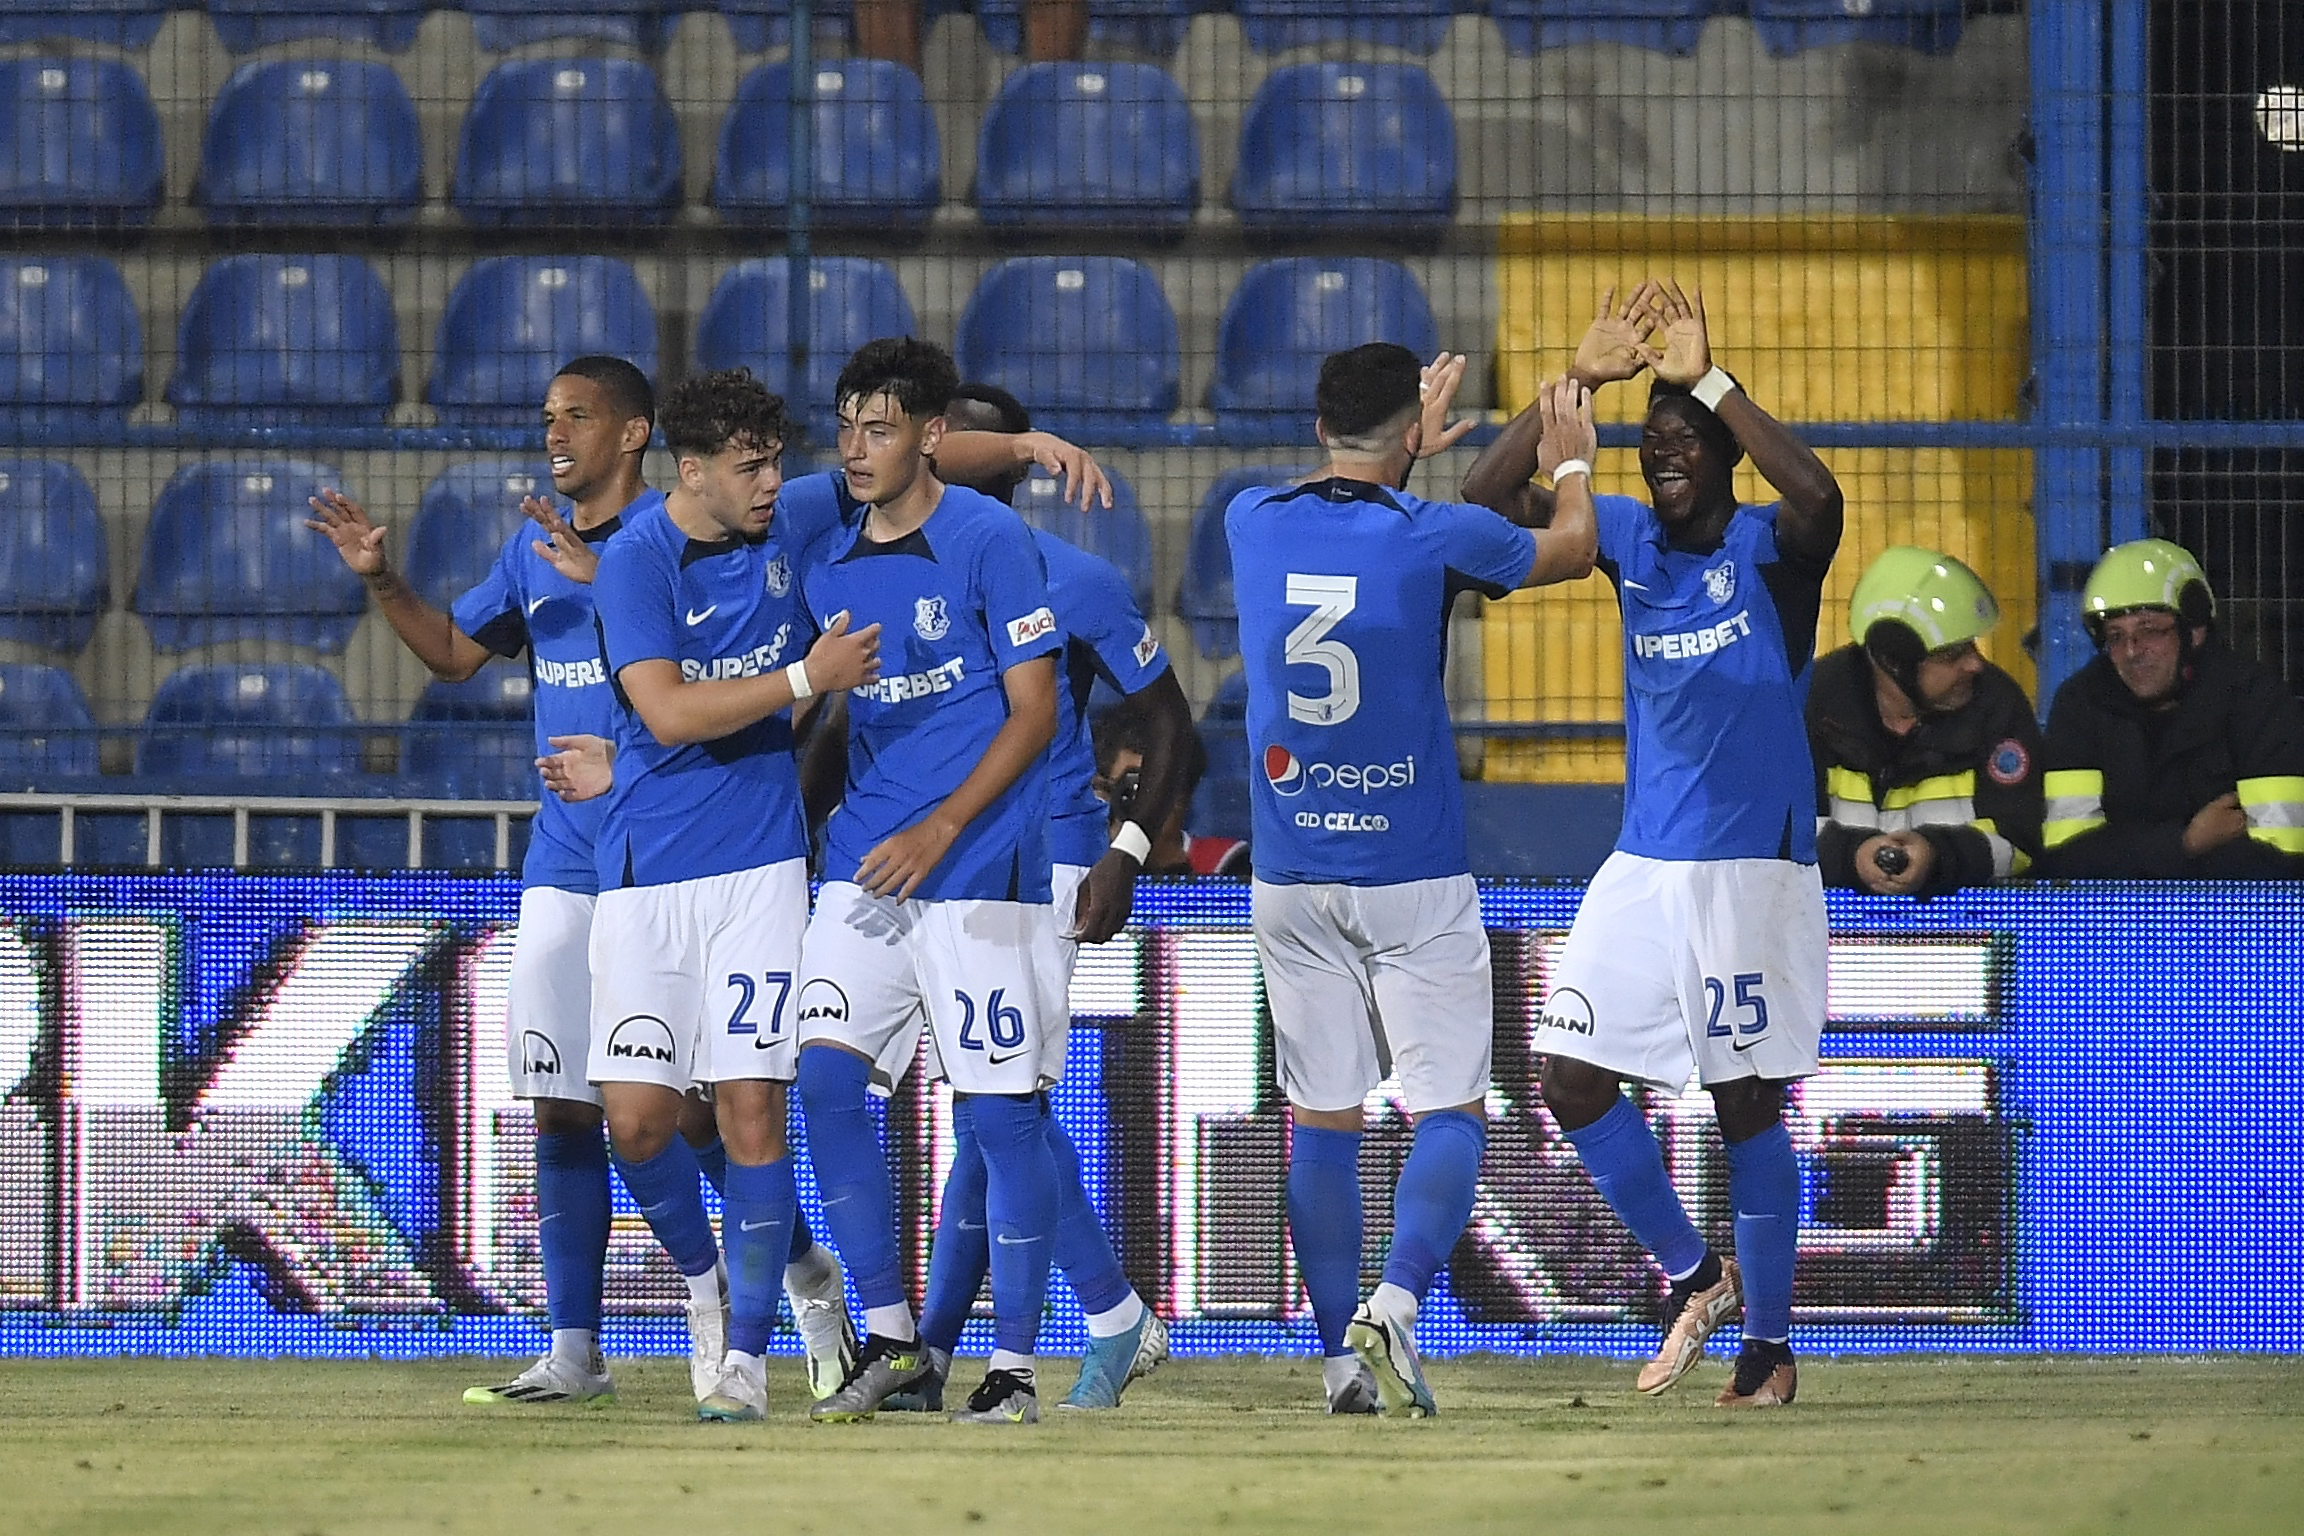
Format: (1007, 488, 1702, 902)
(3, 1355, 2298, 1534)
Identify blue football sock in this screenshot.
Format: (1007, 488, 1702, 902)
(1724, 1122, 1802, 1344)
(1382, 1108, 1486, 1302)
(612, 1137, 719, 1279)
(1562, 1095, 1708, 1280)
(970, 1093, 1058, 1358)
(692, 1134, 728, 1199)
(532, 1128, 611, 1333)
(796, 1048, 909, 1314)
(918, 1100, 990, 1356)
(721, 1156, 797, 1357)
(788, 1204, 815, 1264)
(1048, 1111, 1133, 1318)
(1286, 1124, 1363, 1357)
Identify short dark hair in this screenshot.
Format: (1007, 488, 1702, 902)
(946, 380, 1032, 435)
(1315, 342, 1422, 443)
(1093, 696, 1209, 793)
(552, 354, 655, 428)
(1646, 376, 1746, 469)
(657, 367, 788, 460)
(835, 336, 959, 424)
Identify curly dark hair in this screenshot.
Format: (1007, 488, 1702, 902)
(658, 367, 789, 460)
(835, 336, 960, 425)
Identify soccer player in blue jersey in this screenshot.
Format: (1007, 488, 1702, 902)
(1467, 282, 1844, 1409)
(791, 339, 1071, 1426)
(583, 369, 883, 1421)
(1229, 344, 1599, 1417)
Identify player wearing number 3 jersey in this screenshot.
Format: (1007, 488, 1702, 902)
(1467, 281, 1845, 1409)
(1227, 344, 1599, 1417)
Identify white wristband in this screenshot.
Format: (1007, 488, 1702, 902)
(1549, 458, 1591, 484)
(1110, 821, 1151, 865)
(785, 660, 813, 701)
(1690, 366, 1736, 412)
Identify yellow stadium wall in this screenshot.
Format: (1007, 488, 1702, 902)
(1483, 215, 2033, 785)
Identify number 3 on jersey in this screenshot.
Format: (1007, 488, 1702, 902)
(1284, 574, 1359, 726)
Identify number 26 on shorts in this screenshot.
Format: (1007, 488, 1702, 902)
(1704, 972, 1769, 1038)
(954, 988, 1026, 1052)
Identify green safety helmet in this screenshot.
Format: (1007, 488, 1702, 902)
(2081, 538, 2216, 644)
(1850, 546, 2000, 655)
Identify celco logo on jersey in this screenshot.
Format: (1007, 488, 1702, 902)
(1263, 744, 1416, 798)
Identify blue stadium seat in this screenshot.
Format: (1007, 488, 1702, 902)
(428, 257, 657, 427)
(1749, 0, 1961, 57)
(1178, 464, 1308, 660)
(133, 461, 369, 653)
(166, 255, 400, 428)
(196, 58, 423, 227)
(404, 664, 536, 800)
(715, 0, 860, 54)
(0, 459, 108, 653)
(1014, 463, 1154, 616)
(0, 57, 163, 228)
(406, 459, 554, 614)
(207, 2, 429, 53)
(1237, 1, 1455, 56)
(0, 3, 168, 50)
(954, 258, 1179, 442)
(1231, 63, 1455, 233)
(977, 2, 1195, 61)
(693, 258, 917, 447)
(463, 2, 675, 52)
(976, 63, 1198, 235)
(0, 663, 99, 780)
(137, 663, 361, 781)
(453, 58, 682, 228)
(1492, 1, 1716, 56)
(1209, 259, 1439, 441)
(713, 59, 940, 232)
(0, 256, 141, 434)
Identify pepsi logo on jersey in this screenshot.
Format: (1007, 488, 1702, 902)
(1264, 743, 1417, 798)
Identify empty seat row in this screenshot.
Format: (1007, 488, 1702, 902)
(0, 252, 1442, 439)
(0, 3, 1971, 60)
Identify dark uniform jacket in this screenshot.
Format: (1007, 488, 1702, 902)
(1807, 644, 2046, 893)
(2039, 640, 2304, 879)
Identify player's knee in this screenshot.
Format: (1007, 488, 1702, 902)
(603, 1112, 675, 1163)
(1711, 1078, 1786, 1142)
(530, 1096, 603, 1137)
(795, 1042, 870, 1113)
(1538, 1055, 1617, 1130)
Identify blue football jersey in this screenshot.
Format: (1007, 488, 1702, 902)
(804, 485, 1062, 903)
(452, 506, 625, 895)
(1227, 477, 1535, 886)
(1595, 494, 1828, 863)
(1037, 527, 1171, 871)
(590, 490, 816, 889)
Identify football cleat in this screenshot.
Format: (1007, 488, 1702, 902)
(1060, 1308, 1169, 1411)
(697, 1351, 767, 1422)
(1714, 1340, 1798, 1408)
(950, 1367, 1040, 1425)
(786, 1262, 859, 1402)
(1346, 1296, 1437, 1419)
(1326, 1361, 1381, 1416)
(807, 1332, 938, 1423)
(685, 1262, 731, 1404)
(1639, 1256, 1740, 1396)
(461, 1351, 615, 1407)
(881, 1345, 952, 1413)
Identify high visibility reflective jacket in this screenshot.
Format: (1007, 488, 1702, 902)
(1806, 644, 2045, 892)
(2039, 640, 2304, 879)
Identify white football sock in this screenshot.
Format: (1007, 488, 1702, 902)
(550, 1327, 598, 1369)
(1323, 1354, 1364, 1396)
(865, 1304, 916, 1342)
(783, 1241, 840, 1298)
(1084, 1291, 1146, 1339)
(988, 1349, 1035, 1379)
(683, 1266, 723, 1308)
(1371, 1281, 1418, 1322)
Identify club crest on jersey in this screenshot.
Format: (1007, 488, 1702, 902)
(1703, 560, 1737, 605)
(913, 594, 951, 641)
(765, 553, 792, 597)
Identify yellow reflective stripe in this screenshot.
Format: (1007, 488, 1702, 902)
(1879, 771, 1976, 812)
(2043, 769, 2104, 798)
(1826, 766, 1873, 804)
(2236, 775, 2304, 853)
(1972, 816, 2029, 879)
(2041, 768, 2104, 847)
(2043, 816, 2101, 848)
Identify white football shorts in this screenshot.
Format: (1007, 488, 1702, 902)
(504, 883, 600, 1106)
(1252, 873, 1494, 1115)
(586, 859, 810, 1090)
(1537, 851, 1828, 1090)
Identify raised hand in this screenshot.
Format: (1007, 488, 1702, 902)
(537, 734, 614, 803)
(305, 488, 389, 577)
(1534, 375, 1598, 481)
(1571, 282, 1663, 387)
(1415, 351, 1478, 459)
(802, 610, 883, 695)
(525, 496, 599, 585)
(1021, 430, 1114, 511)
(1646, 280, 1713, 388)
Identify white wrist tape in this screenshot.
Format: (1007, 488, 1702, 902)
(785, 660, 813, 701)
(1550, 458, 1591, 484)
(1690, 366, 1735, 411)
(1111, 821, 1152, 865)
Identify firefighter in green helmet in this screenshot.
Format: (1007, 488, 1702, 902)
(2039, 539, 2304, 878)
(1806, 546, 2045, 894)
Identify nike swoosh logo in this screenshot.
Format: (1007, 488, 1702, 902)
(738, 1219, 779, 1232)
(956, 1220, 986, 1232)
(986, 1050, 1029, 1066)
(993, 1233, 1044, 1246)
(527, 596, 549, 615)
(685, 605, 719, 626)
(1731, 1036, 1766, 1053)
(1621, 578, 1649, 591)
(538, 1212, 563, 1224)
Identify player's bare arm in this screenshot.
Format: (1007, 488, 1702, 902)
(937, 428, 1114, 511)
(619, 611, 882, 747)
(1073, 666, 1194, 944)
(305, 487, 493, 681)
(1524, 376, 1600, 588)
(855, 653, 1059, 901)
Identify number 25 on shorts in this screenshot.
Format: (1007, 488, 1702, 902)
(1704, 972, 1769, 1039)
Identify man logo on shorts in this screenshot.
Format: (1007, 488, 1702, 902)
(796, 979, 850, 1028)
(1538, 987, 1597, 1038)
(1265, 743, 1306, 797)
(521, 1030, 564, 1077)
(604, 1014, 678, 1064)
